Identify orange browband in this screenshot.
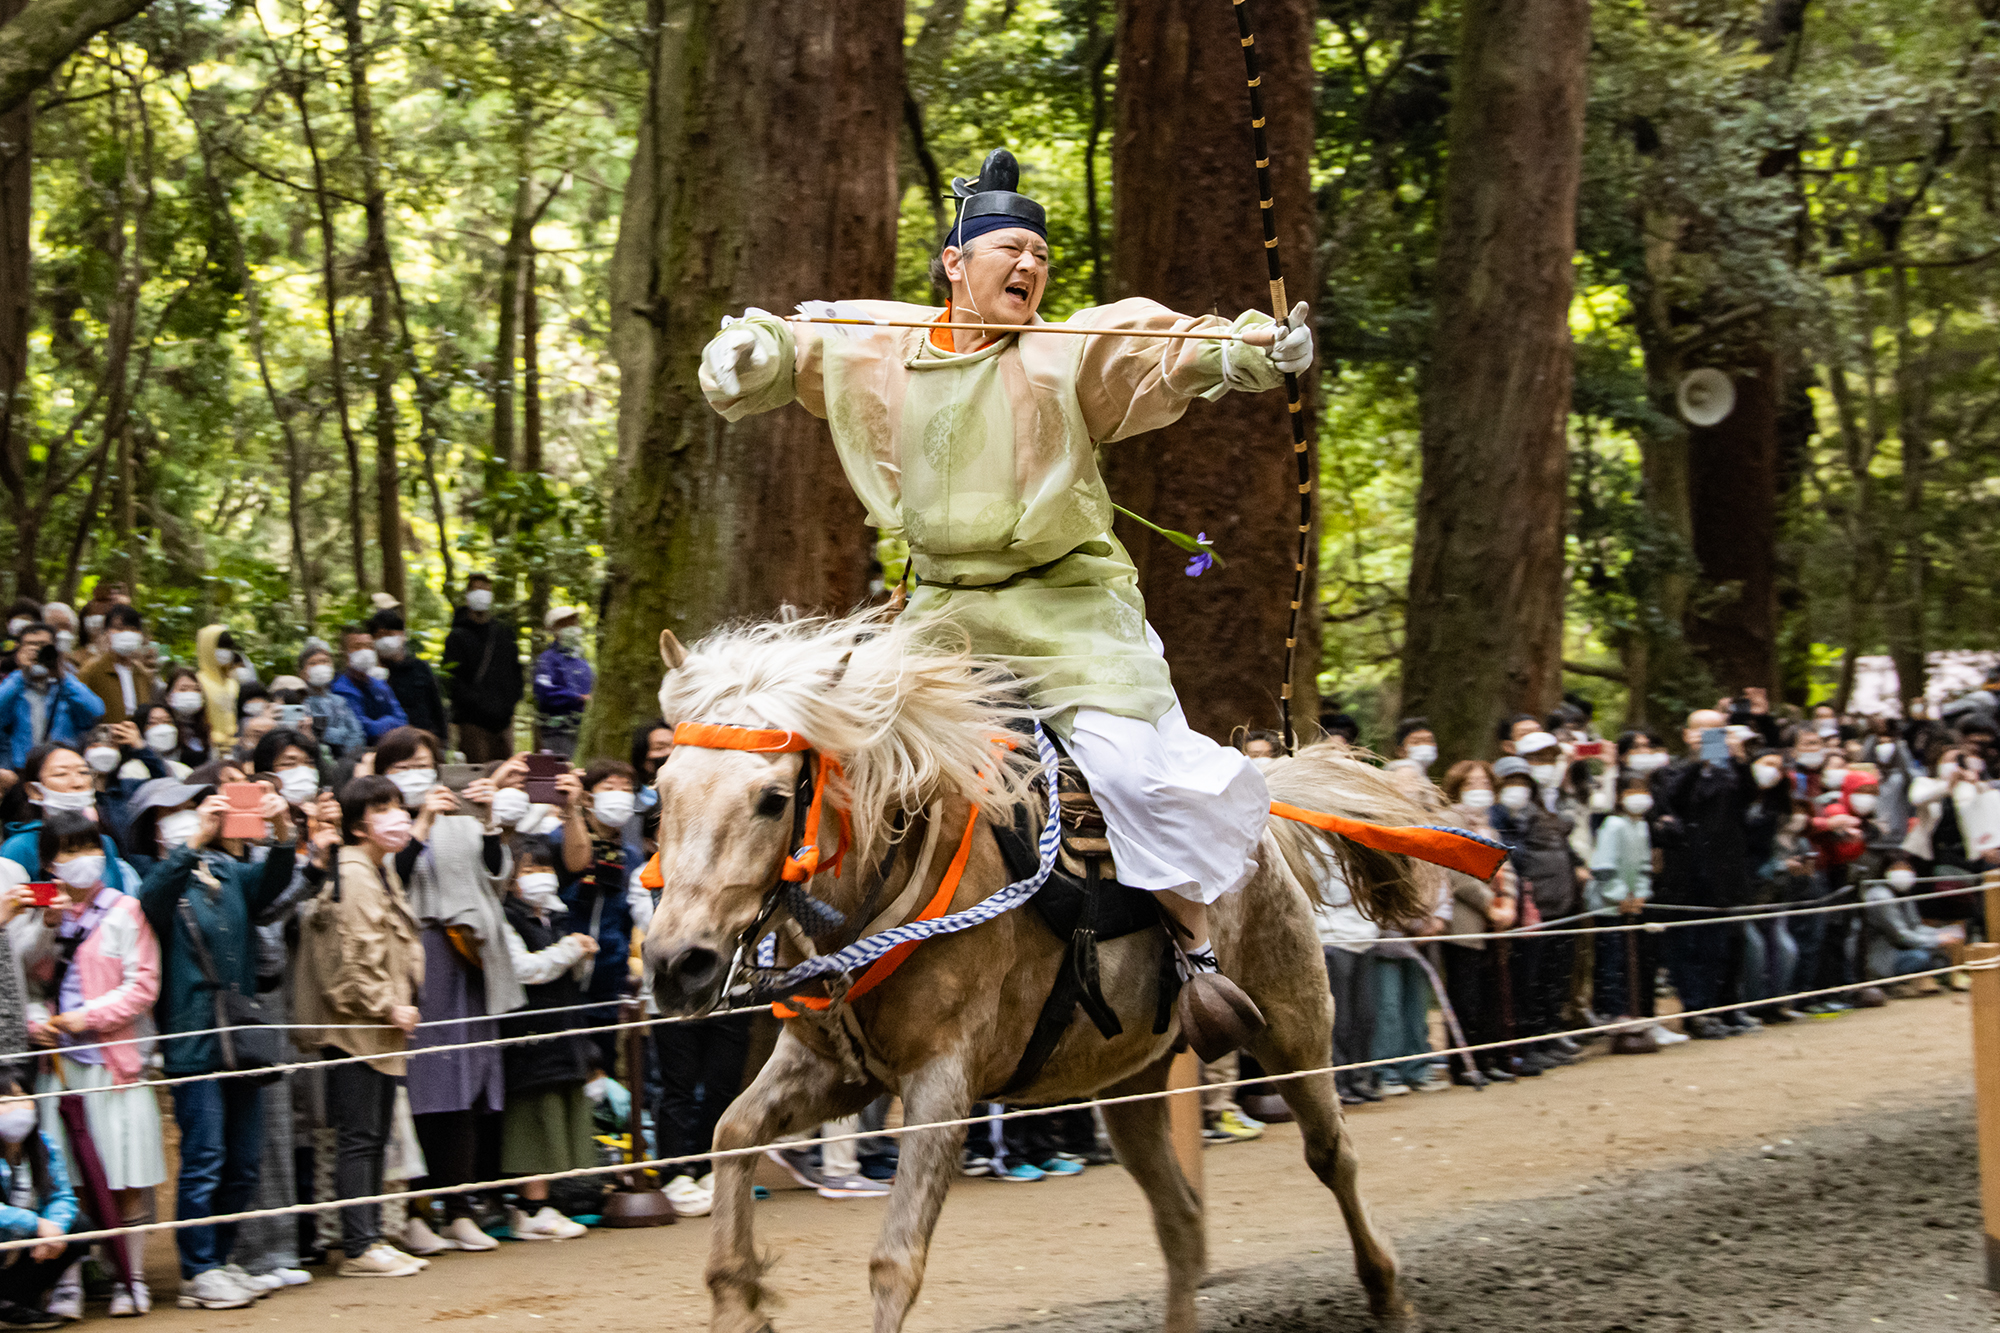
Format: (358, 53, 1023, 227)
(672, 722, 810, 753)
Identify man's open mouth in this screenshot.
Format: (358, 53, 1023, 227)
(1006, 284, 1030, 300)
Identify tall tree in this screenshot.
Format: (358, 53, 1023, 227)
(0, 0, 31, 595)
(1398, 0, 1590, 761)
(1104, 0, 1318, 742)
(585, 0, 900, 758)
(343, 0, 402, 603)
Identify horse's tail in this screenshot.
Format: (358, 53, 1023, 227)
(1261, 740, 1444, 927)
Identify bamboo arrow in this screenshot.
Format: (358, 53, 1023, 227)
(785, 315, 1278, 346)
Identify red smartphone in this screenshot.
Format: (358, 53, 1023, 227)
(24, 883, 59, 908)
(523, 753, 567, 806)
(221, 783, 268, 840)
(1571, 740, 1607, 760)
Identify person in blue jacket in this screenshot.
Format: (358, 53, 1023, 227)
(0, 744, 135, 892)
(0, 625, 105, 772)
(328, 627, 408, 745)
(0, 1066, 86, 1325)
(532, 608, 593, 760)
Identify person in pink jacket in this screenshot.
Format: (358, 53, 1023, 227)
(25, 809, 163, 1318)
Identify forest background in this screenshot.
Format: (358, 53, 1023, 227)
(0, 0, 1991, 764)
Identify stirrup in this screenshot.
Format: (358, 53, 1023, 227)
(1173, 946, 1266, 1063)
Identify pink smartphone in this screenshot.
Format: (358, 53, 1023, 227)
(221, 783, 267, 840)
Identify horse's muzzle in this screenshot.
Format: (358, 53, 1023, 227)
(650, 941, 728, 1016)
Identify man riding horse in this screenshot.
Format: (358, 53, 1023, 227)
(698, 148, 1315, 1054)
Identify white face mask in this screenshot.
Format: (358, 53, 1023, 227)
(558, 626, 585, 650)
(1528, 764, 1559, 788)
(83, 615, 104, 634)
(242, 700, 268, 718)
(389, 768, 437, 805)
(490, 787, 531, 827)
(466, 589, 495, 613)
(1794, 750, 1825, 769)
(1752, 763, 1782, 789)
(1815, 720, 1838, 736)
(235, 664, 258, 685)
(0, 1105, 37, 1144)
(50, 854, 104, 889)
(278, 766, 320, 805)
(54, 630, 75, 654)
(34, 787, 94, 814)
(108, 629, 143, 656)
(375, 635, 406, 657)
(305, 662, 335, 688)
(1939, 761, 1962, 782)
(1887, 868, 1917, 890)
(84, 746, 121, 775)
(213, 647, 235, 666)
(145, 723, 180, 754)
(346, 648, 378, 674)
(1461, 788, 1495, 811)
(1847, 793, 1877, 815)
(158, 808, 204, 849)
(1499, 786, 1533, 811)
(517, 871, 563, 913)
(1627, 751, 1669, 774)
(1405, 743, 1437, 768)
(592, 791, 636, 827)
(367, 665, 390, 681)
(169, 691, 205, 718)
(1621, 793, 1654, 816)
(1875, 742, 1897, 763)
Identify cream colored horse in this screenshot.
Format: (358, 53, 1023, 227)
(642, 609, 1436, 1333)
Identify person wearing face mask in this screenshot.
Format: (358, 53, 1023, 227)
(328, 629, 409, 746)
(192, 625, 251, 752)
(77, 606, 157, 728)
(20, 810, 163, 1318)
(0, 1067, 88, 1328)
(532, 609, 594, 761)
(1860, 855, 1951, 989)
(291, 776, 427, 1279)
(1648, 708, 1756, 1039)
(1786, 726, 1832, 801)
(135, 773, 297, 1308)
(1738, 750, 1803, 1025)
(1435, 761, 1519, 1085)
(551, 759, 639, 1070)
(365, 612, 448, 742)
(0, 626, 106, 774)
(36, 605, 80, 670)
(295, 647, 366, 759)
(628, 720, 673, 814)
(0, 746, 130, 898)
(1903, 743, 2000, 875)
(1393, 717, 1438, 772)
(495, 837, 596, 1241)
(1486, 757, 1583, 1074)
(1586, 777, 1659, 1038)
(441, 575, 524, 765)
(366, 730, 523, 1259)
(131, 703, 193, 781)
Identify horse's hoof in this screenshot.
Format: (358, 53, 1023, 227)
(1370, 1296, 1418, 1329)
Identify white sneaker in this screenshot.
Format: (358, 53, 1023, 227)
(382, 1244, 431, 1270)
(337, 1243, 423, 1278)
(46, 1265, 83, 1319)
(508, 1205, 561, 1241)
(664, 1174, 714, 1217)
(446, 1216, 500, 1251)
(1378, 1081, 1412, 1097)
(532, 1206, 588, 1239)
(108, 1279, 152, 1316)
(1649, 1023, 1691, 1046)
(272, 1269, 312, 1287)
(221, 1264, 282, 1296)
(177, 1269, 256, 1309)
(403, 1215, 457, 1255)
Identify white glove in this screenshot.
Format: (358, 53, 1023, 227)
(1269, 300, 1314, 377)
(702, 318, 773, 398)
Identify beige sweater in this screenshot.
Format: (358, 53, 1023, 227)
(294, 846, 425, 1073)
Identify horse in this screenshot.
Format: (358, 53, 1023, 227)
(642, 607, 1440, 1333)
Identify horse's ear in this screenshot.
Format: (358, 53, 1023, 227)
(659, 629, 687, 671)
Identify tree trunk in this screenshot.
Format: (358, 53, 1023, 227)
(522, 243, 549, 634)
(1883, 262, 1926, 709)
(0, 0, 152, 120)
(491, 128, 530, 473)
(1398, 0, 1589, 763)
(586, 0, 898, 759)
(1685, 347, 1781, 699)
(294, 77, 369, 598)
(0, 0, 31, 598)
(344, 0, 402, 605)
(1104, 0, 1318, 742)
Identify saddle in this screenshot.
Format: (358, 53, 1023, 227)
(987, 748, 1180, 1096)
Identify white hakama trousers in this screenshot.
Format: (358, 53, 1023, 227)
(1064, 700, 1269, 905)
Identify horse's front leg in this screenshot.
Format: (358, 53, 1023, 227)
(868, 1053, 974, 1333)
(707, 1030, 878, 1333)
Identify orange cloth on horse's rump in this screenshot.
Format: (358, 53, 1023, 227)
(1268, 801, 1508, 882)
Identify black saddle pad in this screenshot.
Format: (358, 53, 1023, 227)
(990, 799, 1161, 943)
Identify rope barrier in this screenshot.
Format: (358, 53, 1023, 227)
(2, 957, 1984, 1255)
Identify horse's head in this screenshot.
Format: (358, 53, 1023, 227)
(640, 608, 1040, 1015)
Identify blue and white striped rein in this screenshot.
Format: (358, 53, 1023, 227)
(755, 722, 1063, 992)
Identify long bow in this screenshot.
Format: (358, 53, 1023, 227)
(1227, 0, 1312, 754)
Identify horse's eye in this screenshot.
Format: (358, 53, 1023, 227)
(754, 789, 789, 820)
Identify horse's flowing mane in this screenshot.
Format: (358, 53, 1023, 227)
(657, 607, 1040, 859)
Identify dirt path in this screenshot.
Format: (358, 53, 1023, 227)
(139, 993, 1979, 1330)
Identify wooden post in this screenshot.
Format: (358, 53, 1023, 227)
(1981, 869, 2000, 943)
(1968, 941, 2000, 1287)
(1167, 1050, 1204, 1197)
